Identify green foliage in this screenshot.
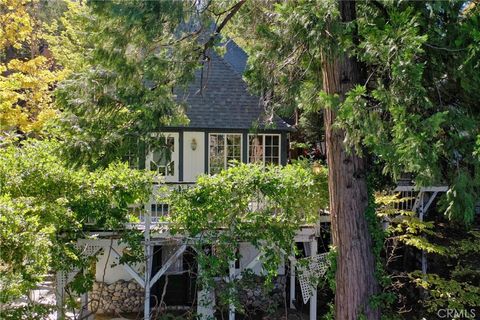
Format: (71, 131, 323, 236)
(168, 161, 328, 310)
(0, 139, 152, 303)
(342, 3, 480, 224)
(439, 170, 478, 226)
(224, 0, 341, 134)
(226, 0, 480, 230)
(336, 5, 442, 184)
(449, 231, 480, 257)
(411, 272, 480, 312)
(324, 247, 337, 293)
(0, 140, 152, 229)
(320, 247, 337, 320)
(54, 0, 207, 167)
(43, 1, 91, 75)
(0, 195, 55, 302)
(377, 194, 480, 317)
(0, 304, 55, 320)
(118, 229, 146, 265)
(365, 185, 397, 316)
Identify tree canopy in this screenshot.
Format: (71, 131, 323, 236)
(0, 139, 152, 304)
(1, 1, 479, 319)
(225, 0, 480, 226)
(0, 0, 67, 136)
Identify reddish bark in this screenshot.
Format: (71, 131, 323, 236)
(322, 1, 380, 319)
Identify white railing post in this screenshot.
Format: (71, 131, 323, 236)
(55, 272, 64, 320)
(309, 239, 317, 320)
(289, 257, 296, 309)
(228, 260, 236, 320)
(197, 264, 215, 319)
(418, 192, 428, 274)
(144, 208, 152, 320)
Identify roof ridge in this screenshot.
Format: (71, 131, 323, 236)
(171, 44, 292, 131)
(210, 50, 250, 91)
(209, 50, 290, 130)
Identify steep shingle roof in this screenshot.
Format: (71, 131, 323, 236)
(222, 40, 248, 75)
(173, 43, 292, 131)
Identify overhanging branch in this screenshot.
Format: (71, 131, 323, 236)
(202, 0, 247, 54)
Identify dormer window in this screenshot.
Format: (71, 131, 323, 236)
(248, 134, 280, 165)
(209, 133, 242, 174)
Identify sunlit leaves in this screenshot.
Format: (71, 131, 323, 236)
(376, 192, 480, 313)
(410, 272, 480, 312)
(168, 161, 328, 290)
(0, 139, 152, 303)
(0, 195, 55, 303)
(0, 0, 67, 136)
(376, 193, 447, 254)
(55, 0, 202, 166)
(0, 0, 32, 49)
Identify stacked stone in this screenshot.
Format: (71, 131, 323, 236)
(210, 275, 287, 314)
(90, 280, 144, 314)
(240, 276, 286, 311)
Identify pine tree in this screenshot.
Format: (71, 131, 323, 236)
(222, 0, 480, 318)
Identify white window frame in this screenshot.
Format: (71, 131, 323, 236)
(248, 134, 281, 165)
(146, 132, 179, 182)
(208, 133, 243, 174)
(150, 203, 169, 223)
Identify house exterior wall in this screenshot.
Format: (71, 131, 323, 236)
(153, 129, 289, 183)
(95, 241, 142, 283)
(239, 243, 285, 275)
(92, 129, 291, 297)
(94, 242, 284, 283)
(183, 131, 205, 182)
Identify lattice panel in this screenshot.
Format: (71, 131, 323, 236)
(76, 243, 103, 257)
(56, 269, 80, 295)
(297, 253, 330, 304)
(58, 243, 104, 290)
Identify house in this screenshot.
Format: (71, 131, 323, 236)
(55, 41, 322, 320)
(147, 42, 290, 184)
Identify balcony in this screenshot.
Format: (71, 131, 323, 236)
(128, 182, 194, 228)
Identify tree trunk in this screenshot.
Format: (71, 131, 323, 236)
(322, 1, 380, 319)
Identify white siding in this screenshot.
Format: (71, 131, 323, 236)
(239, 243, 285, 275)
(95, 241, 143, 283)
(183, 132, 205, 182)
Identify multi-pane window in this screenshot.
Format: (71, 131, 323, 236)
(149, 136, 175, 177)
(151, 203, 169, 223)
(123, 136, 140, 169)
(209, 134, 242, 174)
(248, 134, 280, 165)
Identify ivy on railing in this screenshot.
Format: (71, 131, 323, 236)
(166, 161, 329, 315)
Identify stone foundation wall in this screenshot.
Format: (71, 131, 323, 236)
(89, 276, 286, 315)
(239, 276, 286, 312)
(215, 275, 287, 314)
(90, 280, 144, 314)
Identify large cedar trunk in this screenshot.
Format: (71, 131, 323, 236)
(322, 1, 380, 319)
